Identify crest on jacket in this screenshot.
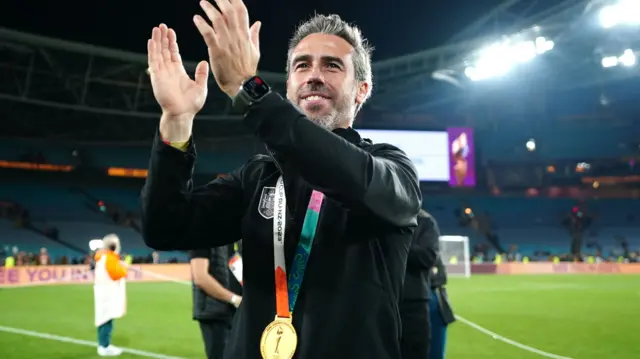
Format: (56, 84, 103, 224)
(258, 186, 276, 219)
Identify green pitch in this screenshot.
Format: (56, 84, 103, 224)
(0, 274, 638, 359)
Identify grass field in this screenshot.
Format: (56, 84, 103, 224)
(1, 274, 639, 359)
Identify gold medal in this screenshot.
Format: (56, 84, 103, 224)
(260, 316, 298, 359)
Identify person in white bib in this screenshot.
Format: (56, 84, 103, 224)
(92, 234, 128, 356)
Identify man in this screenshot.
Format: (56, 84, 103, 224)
(93, 234, 127, 356)
(400, 210, 440, 359)
(428, 256, 456, 359)
(190, 242, 243, 359)
(141, 5, 421, 359)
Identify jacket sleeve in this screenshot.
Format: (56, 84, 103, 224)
(105, 255, 127, 281)
(406, 215, 440, 270)
(244, 92, 421, 227)
(140, 130, 244, 251)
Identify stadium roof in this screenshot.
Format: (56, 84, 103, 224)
(0, 0, 638, 143)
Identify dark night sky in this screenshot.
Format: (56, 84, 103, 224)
(1, 0, 504, 73)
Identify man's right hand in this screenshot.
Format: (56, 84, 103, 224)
(231, 295, 243, 308)
(147, 23, 210, 142)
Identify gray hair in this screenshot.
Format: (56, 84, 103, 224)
(103, 233, 121, 254)
(286, 14, 374, 103)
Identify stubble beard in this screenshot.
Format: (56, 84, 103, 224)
(305, 97, 354, 131)
(307, 109, 341, 130)
(288, 91, 355, 131)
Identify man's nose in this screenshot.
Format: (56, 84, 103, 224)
(305, 67, 326, 84)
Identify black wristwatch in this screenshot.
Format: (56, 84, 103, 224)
(232, 75, 272, 114)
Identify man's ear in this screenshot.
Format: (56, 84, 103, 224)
(355, 81, 370, 106)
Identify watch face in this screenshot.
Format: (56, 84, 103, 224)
(242, 76, 270, 100)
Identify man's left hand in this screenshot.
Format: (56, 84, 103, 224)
(193, 0, 261, 98)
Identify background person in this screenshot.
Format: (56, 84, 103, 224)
(190, 242, 243, 359)
(400, 210, 441, 359)
(429, 256, 456, 359)
(93, 234, 128, 357)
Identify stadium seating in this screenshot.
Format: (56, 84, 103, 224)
(0, 139, 253, 174)
(0, 219, 70, 255)
(1, 123, 634, 169)
(0, 183, 187, 260)
(423, 195, 639, 257)
(1, 180, 638, 261)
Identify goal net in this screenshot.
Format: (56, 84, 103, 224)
(439, 235, 471, 278)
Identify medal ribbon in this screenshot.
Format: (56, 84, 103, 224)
(272, 176, 325, 318)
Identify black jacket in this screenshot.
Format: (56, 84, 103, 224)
(429, 255, 456, 325)
(189, 244, 239, 322)
(402, 210, 440, 301)
(140, 92, 422, 359)
(430, 254, 448, 289)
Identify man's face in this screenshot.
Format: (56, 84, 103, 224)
(286, 33, 369, 130)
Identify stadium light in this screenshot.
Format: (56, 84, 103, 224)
(601, 49, 637, 68)
(599, 0, 640, 29)
(619, 49, 637, 66)
(526, 139, 536, 152)
(464, 36, 554, 81)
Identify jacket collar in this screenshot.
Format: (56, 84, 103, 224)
(332, 127, 370, 146)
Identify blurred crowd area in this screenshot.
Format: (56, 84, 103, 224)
(0, 245, 174, 267)
(1, 188, 638, 268)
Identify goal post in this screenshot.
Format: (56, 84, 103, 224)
(439, 235, 471, 278)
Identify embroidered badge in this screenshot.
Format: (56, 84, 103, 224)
(257, 186, 276, 219)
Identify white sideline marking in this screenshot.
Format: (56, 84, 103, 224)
(455, 315, 574, 359)
(128, 267, 191, 285)
(0, 325, 186, 359)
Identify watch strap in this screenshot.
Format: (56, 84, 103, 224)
(231, 76, 272, 115)
(231, 87, 253, 114)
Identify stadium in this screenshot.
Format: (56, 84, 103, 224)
(0, 0, 639, 358)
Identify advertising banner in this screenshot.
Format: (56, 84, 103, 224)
(0, 264, 193, 287)
(471, 262, 640, 275)
(2, 262, 638, 288)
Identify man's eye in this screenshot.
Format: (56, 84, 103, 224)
(295, 63, 309, 69)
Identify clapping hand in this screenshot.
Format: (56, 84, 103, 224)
(147, 24, 209, 141)
(193, 0, 261, 98)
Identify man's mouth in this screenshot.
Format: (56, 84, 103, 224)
(300, 94, 331, 106)
(302, 95, 328, 101)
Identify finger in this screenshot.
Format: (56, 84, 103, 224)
(167, 28, 183, 67)
(193, 15, 220, 51)
(249, 21, 261, 51)
(212, 0, 237, 28)
(159, 24, 173, 71)
(147, 39, 154, 70)
(234, 0, 250, 32)
(149, 27, 164, 73)
(147, 39, 155, 75)
(194, 60, 210, 89)
(200, 1, 229, 39)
